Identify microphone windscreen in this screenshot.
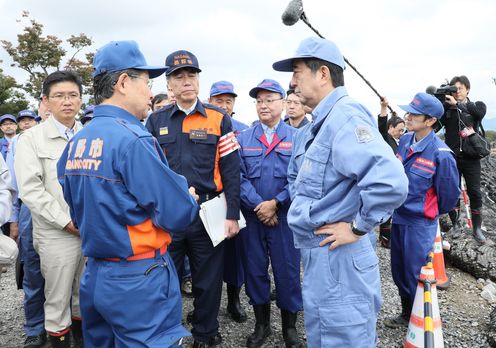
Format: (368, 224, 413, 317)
(425, 85, 437, 95)
(282, 0, 304, 26)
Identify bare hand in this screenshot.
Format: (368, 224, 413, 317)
(64, 221, 80, 237)
(189, 186, 199, 202)
(254, 200, 277, 221)
(379, 97, 389, 117)
(224, 219, 240, 239)
(262, 215, 278, 227)
(445, 95, 457, 106)
(314, 222, 361, 250)
(9, 223, 19, 242)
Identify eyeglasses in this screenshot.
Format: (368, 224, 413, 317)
(129, 75, 153, 89)
(254, 98, 283, 106)
(285, 100, 301, 106)
(48, 93, 81, 102)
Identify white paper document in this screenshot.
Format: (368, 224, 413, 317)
(199, 192, 246, 247)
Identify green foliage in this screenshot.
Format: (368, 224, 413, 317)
(0, 67, 29, 115)
(1, 11, 94, 100)
(485, 130, 496, 143)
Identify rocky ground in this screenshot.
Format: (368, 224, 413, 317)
(1, 233, 494, 348)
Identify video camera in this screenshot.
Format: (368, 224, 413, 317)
(433, 84, 457, 106)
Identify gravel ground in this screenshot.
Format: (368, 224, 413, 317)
(1, 232, 494, 348)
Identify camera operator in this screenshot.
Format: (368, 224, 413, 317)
(438, 75, 487, 244)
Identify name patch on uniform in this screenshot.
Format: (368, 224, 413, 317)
(355, 126, 374, 143)
(415, 157, 434, 168)
(277, 141, 292, 149)
(189, 129, 208, 140)
(159, 127, 168, 135)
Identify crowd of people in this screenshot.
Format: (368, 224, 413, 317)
(0, 36, 489, 348)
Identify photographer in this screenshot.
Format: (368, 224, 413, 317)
(438, 75, 487, 244)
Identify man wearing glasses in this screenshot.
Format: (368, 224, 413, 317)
(284, 89, 309, 129)
(237, 79, 303, 348)
(146, 50, 241, 348)
(15, 70, 85, 347)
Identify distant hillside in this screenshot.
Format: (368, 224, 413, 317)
(483, 118, 496, 131)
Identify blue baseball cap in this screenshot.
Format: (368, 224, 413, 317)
(273, 37, 345, 71)
(210, 81, 237, 97)
(17, 110, 37, 120)
(399, 92, 444, 118)
(165, 50, 201, 76)
(249, 79, 286, 98)
(80, 105, 94, 125)
(0, 114, 17, 125)
(93, 40, 168, 79)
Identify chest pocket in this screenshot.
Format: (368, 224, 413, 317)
(38, 150, 60, 185)
(241, 149, 263, 179)
(274, 147, 292, 178)
(408, 163, 435, 195)
(190, 136, 217, 169)
(158, 134, 178, 165)
(296, 142, 330, 199)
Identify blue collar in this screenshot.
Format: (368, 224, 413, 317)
(408, 130, 436, 153)
(93, 104, 145, 128)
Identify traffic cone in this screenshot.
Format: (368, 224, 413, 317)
(404, 266, 444, 348)
(433, 224, 450, 290)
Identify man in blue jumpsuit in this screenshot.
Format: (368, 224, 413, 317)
(208, 80, 248, 323)
(385, 93, 460, 328)
(57, 40, 199, 348)
(146, 51, 241, 348)
(238, 79, 303, 348)
(273, 37, 409, 347)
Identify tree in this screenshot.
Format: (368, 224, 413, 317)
(0, 66, 29, 115)
(1, 11, 94, 100)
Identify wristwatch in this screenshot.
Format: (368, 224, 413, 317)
(351, 224, 367, 236)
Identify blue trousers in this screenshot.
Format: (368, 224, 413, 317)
(390, 223, 437, 305)
(168, 216, 225, 343)
(81, 252, 189, 348)
(223, 231, 245, 288)
(240, 215, 302, 312)
(19, 204, 45, 336)
(300, 237, 381, 348)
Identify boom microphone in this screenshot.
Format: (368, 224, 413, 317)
(282, 0, 304, 26)
(281, 0, 396, 115)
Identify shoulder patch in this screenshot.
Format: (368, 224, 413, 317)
(355, 126, 374, 143)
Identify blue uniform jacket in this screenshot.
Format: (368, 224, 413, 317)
(392, 131, 460, 225)
(231, 117, 249, 134)
(57, 105, 198, 259)
(238, 121, 295, 216)
(0, 137, 9, 160)
(287, 87, 409, 249)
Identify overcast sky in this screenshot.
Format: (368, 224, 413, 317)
(1, 0, 495, 125)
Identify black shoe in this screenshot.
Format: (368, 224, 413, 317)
(49, 332, 71, 348)
(246, 303, 272, 348)
(186, 309, 194, 324)
(227, 284, 248, 323)
(384, 297, 411, 329)
(471, 210, 487, 244)
(193, 333, 222, 347)
(24, 333, 47, 348)
(281, 310, 302, 348)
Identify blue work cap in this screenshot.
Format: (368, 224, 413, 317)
(210, 81, 237, 97)
(273, 37, 345, 71)
(165, 50, 201, 76)
(0, 114, 17, 125)
(399, 92, 444, 119)
(93, 40, 168, 79)
(249, 79, 286, 99)
(17, 110, 37, 120)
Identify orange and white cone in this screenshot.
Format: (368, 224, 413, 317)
(404, 266, 444, 348)
(433, 224, 450, 290)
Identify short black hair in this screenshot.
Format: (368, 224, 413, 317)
(301, 58, 344, 88)
(42, 70, 83, 97)
(93, 69, 140, 105)
(450, 75, 470, 90)
(286, 89, 295, 96)
(152, 93, 168, 108)
(387, 116, 405, 129)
